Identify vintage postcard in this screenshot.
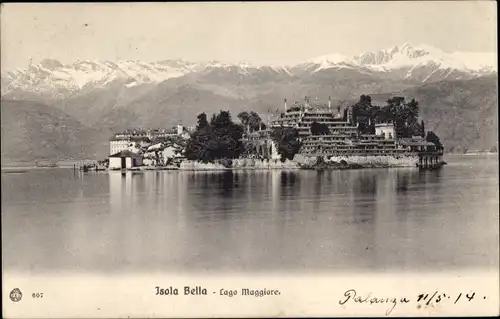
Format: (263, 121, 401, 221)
(1, 1, 498, 317)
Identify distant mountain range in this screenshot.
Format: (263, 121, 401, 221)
(0, 43, 497, 162)
(2, 43, 496, 97)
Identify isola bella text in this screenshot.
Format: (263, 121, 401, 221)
(155, 286, 281, 297)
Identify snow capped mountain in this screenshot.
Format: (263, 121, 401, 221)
(1, 43, 496, 99)
(1, 58, 201, 97)
(201, 60, 293, 77)
(304, 43, 497, 82)
(354, 42, 496, 72)
(304, 53, 356, 71)
(1, 58, 296, 97)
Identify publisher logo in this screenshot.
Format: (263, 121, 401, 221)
(10, 288, 22, 302)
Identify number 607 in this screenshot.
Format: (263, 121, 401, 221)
(32, 293, 43, 298)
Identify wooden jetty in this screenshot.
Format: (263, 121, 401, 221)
(417, 151, 446, 169)
(75, 160, 108, 172)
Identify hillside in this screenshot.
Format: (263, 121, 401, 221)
(2, 75, 496, 162)
(1, 70, 497, 161)
(100, 76, 497, 154)
(366, 75, 498, 153)
(1, 100, 110, 164)
(92, 84, 247, 132)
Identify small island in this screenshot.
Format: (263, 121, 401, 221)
(87, 94, 445, 172)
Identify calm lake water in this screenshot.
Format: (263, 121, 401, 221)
(2, 155, 498, 274)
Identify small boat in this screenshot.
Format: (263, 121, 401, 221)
(35, 160, 58, 168)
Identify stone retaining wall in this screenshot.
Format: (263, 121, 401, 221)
(326, 155, 418, 167)
(179, 159, 300, 170)
(179, 155, 418, 170)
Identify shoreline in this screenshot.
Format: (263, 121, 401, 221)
(5, 153, 494, 172)
(2, 152, 495, 168)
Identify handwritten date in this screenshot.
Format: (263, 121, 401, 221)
(416, 291, 479, 306)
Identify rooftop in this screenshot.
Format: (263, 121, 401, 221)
(109, 150, 143, 158)
(398, 139, 435, 146)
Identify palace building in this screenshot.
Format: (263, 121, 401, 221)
(250, 96, 441, 163)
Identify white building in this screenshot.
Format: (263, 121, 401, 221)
(147, 142, 164, 152)
(162, 146, 177, 164)
(110, 125, 190, 156)
(109, 139, 130, 155)
(108, 150, 144, 170)
(375, 123, 395, 139)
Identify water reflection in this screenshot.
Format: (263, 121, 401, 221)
(2, 157, 499, 273)
(280, 170, 298, 189)
(352, 170, 377, 225)
(396, 170, 410, 193)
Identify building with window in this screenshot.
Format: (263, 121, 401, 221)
(109, 125, 190, 155)
(108, 150, 143, 170)
(375, 122, 395, 139)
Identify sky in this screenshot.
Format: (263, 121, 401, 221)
(1, 2, 497, 70)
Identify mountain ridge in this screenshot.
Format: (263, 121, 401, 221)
(2, 43, 496, 98)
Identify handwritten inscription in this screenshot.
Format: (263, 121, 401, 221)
(339, 289, 487, 315)
(339, 289, 409, 315)
(416, 291, 479, 307)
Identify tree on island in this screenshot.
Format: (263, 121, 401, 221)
(310, 121, 330, 135)
(185, 112, 215, 162)
(185, 111, 244, 163)
(237, 111, 266, 132)
(211, 111, 245, 159)
(385, 97, 422, 138)
(348, 94, 427, 138)
(351, 95, 375, 134)
(426, 131, 443, 150)
(196, 112, 209, 130)
(270, 127, 301, 162)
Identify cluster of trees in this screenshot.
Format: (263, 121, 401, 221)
(237, 111, 266, 132)
(349, 95, 424, 138)
(270, 126, 301, 162)
(185, 111, 244, 162)
(347, 95, 444, 146)
(186, 109, 303, 163)
(425, 131, 443, 150)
